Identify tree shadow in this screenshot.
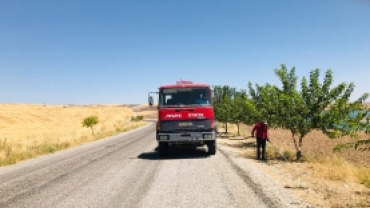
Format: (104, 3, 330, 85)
(217, 135, 254, 140)
(137, 146, 211, 160)
(224, 137, 249, 140)
(242, 141, 257, 148)
(223, 141, 257, 149)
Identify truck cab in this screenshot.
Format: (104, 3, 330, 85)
(148, 81, 217, 156)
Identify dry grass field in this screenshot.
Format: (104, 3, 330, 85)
(0, 104, 147, 166)
(218, 123, 370, 207)
(132, 104, 158, 120)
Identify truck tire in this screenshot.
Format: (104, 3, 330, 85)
(207, 140, 216, 155)
(158, 142, 168, 156)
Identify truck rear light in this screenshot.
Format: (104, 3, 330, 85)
(157, 122, 160, 130)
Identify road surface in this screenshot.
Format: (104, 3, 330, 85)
(0, 123, 273, 208)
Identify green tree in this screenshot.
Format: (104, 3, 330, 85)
(82, 116, 99, 135)
(326, 101, 370, 152)
(249, 65, 369, 160)
(247, 82, 281, 127)
(230, 89, 249, 136)
(213, 85, 236, 133)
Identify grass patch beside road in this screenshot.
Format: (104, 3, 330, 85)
(0, 104, 147, 167)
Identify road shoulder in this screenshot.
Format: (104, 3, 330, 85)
(218, 142, 314, 208)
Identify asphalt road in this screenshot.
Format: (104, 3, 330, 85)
(0, 123, 270, 208)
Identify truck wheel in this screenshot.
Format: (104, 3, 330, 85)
(207, 141, 216, 155)
(158, 142, 168, 156)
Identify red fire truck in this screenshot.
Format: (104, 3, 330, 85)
(148, 80, 218, 156)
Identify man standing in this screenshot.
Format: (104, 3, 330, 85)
(251, 119, 268, 160)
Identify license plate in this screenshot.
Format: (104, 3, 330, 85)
(178, 122, 193, 127)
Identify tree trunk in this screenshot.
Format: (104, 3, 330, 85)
(296, 137, 303, 161)
(237, 122, 240, 136)
(291, 132, 299, 160)
(225, 122, 228, 133)
(91, 127, 95, 135)
(291, 132, 298, 149)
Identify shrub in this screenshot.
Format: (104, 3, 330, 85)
(82, 116, 99, 135)
(131, 115, 144, 121)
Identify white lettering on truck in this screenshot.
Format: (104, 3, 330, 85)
(166, 114, 182, 118)
(188, 113, 204, 117)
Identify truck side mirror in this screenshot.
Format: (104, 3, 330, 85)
(148, 96, 154, 106)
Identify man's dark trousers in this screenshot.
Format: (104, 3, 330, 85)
(256, 137, 266, 160)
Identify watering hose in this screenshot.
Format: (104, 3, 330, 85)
(267, 139, 288, 161)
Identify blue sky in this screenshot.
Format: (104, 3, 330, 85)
(1, 0, 369, 104)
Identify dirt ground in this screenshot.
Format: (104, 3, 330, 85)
(218, 136, 370, 208)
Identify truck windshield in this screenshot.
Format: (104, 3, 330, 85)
(159, 88, 211, 107)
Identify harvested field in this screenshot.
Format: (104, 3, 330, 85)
(132, 104, 157, 120)
(0, 104, 146, 166)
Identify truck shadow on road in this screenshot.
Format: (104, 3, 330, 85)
(137, 147, 211, 160)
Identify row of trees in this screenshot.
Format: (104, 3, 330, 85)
(213, 65, 370, 160)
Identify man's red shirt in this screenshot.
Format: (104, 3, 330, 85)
(251, 122, 268, 139)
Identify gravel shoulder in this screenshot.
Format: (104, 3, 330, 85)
(217, 143, 314, 208)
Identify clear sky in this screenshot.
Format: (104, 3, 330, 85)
(1, 0, 369, 104)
